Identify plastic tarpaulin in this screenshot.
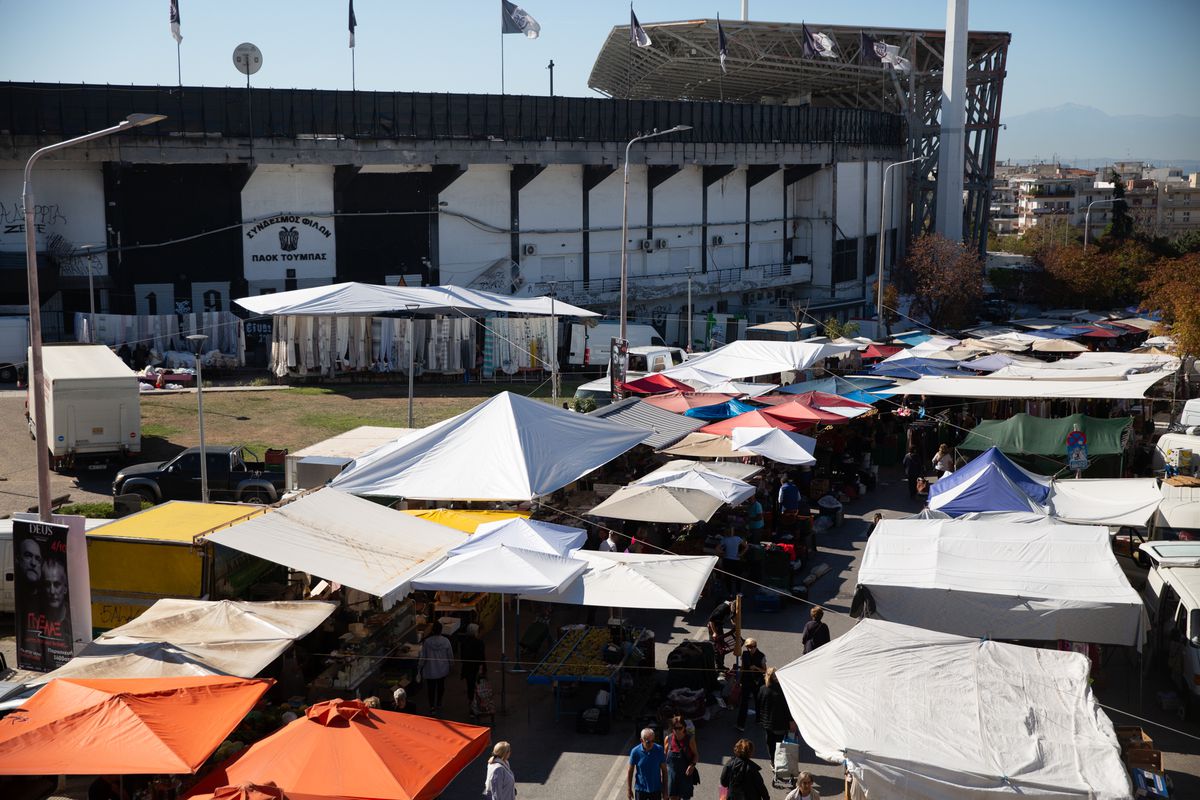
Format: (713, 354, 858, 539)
(730, 428, 817, 465)
(683, 399, 759, 421)
(331, 392, 649, 500)
(412, 545, 586, 594)
(927, 446, 1051, 515)
(1049, 478, 1163, 527)
(630, 468, 755, 505)
(657, 432, 755, 459)
(587, 397, 707, 450)
(776, 619, 1131, 800)
(640, 392, 738, 413)
(775, 376, 894, 396)
(32, 600, 336, 684)
(236, 282, 598, 318)
(401, 509, 528, 533)
(588, 484, 725, 523)
(889, 373, 1170, 399)
(699, 409, 803, 437)
(637, 459, 761, 482)
(660, 340, 857, 383)
(959, 413, 1132, 456)
(451, 518, 586, 557)
(205, 490, 468, 606)
(857, 516, 1146, 647)
(521, 551, 718, 611)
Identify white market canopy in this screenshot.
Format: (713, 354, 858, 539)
(856, 516, 1146, 647)
(657, 432, 755, 459)
(777, 619, 1131, 800)
(34, 600, 336, 684)
(235, 281, 599, 318)
(451, 517, 587, 557)
(631, 468, 755, 505)
(330, 391, 649, 500)
(521, 551, 718, 611)
(638, 459, 762, 482)
(205, 489, 468, 606)
(412, 544, 587, 594)
(660, 340, 857, 383)
(694, 380, 779, 397)
(730, 427, 817, 465)
(588, 483, 725, 523)
(1048, 478, 1164, 528)
(886, 371, 1170, 399)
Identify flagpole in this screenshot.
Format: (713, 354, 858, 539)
(501, 31, 506, 94)
(352, 48, 356, 92)
(176, 41, 182, 89)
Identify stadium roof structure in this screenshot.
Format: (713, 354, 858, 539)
(589, 18, 1012, 254)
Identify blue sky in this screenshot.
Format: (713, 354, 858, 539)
(0, 1, 1196, 117)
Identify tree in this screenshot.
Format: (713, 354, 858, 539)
(823, 317, 860, 339)
(1171, 229, 1200, 256)
(1140, 252, 1200, 359)
(871, 281, 901, 333)
(902, 234, 984, 329)
(1104, 173, 1135, 241)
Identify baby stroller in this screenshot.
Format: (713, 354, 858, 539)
(771, 736, 800, 789)
(471, 673, 497, 724)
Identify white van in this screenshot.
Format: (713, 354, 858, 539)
(571, 345, 690, 407)
(567, 323, 667, 367)
(1138, 540, 1200, 712)
(1181, 398, 1200, 431)
(1154, 433, 1200, 476)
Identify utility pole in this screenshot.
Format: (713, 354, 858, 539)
(547, 60, 555, 95)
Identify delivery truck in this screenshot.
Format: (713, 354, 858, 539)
(27, 343, 141, 471)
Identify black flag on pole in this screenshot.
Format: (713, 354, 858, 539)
(630, 8, 652, 48)
(349, 0, 357, 48)
(502, 0, 541, 38)
(169, 0, 182, 44)
(717, 15, 727, 73)
(801, 24, 837, 59)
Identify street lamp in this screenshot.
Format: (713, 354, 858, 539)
(405, 304, 419, 427)
(24, 113, 166, 521)
(876, 157, 921, 337)
(1083, 198, 1122, 250)
(186, 334, 210, 504)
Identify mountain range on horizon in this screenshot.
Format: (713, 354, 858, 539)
(995, 103, 1200, 173)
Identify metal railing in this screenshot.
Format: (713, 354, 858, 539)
(531, 262, 802, 299)
(1, 83, 904, 147)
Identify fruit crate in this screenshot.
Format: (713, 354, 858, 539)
(527, 625, 648, 720)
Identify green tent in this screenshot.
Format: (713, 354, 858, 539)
(959, 413, 1132, 457)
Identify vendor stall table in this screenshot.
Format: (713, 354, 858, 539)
(435, 592, 500, 635)
(528, 625, 650, 720)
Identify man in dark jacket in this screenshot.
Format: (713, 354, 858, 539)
(801, 607, 831, 654)
(459, 623, 486, 711)
(719, 738, 770, 800)
(755, 667, 794, 773)
(735, 639, 766, 731)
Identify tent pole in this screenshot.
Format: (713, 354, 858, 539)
(500, 595, 507, 714)
(511, 597, 527, 673)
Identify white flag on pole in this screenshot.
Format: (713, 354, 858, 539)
(169, 0, 182, 45)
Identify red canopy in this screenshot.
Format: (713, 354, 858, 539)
(760, 391, 873, 425)
(185, 699, 490, 800)
(642, 391, 737, 413)
(863, 344, 903, 360)
(622, 373, 697, 395)
(0, 676, 272, 775)
(699, 409, 804, 437)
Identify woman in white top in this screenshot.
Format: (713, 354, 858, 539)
(785, 771, 820, 800)
(932, 444, 955, 476)
(484, 741, 516, 800)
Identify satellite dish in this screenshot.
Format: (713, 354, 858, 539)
(233, 42, 263, 76)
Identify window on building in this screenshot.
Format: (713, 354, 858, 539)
(833, 238, 858, 283)
(863, 235, 877, 277)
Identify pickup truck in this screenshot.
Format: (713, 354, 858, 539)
(572, 345, 691, 408)
(112, 445, 286, 505)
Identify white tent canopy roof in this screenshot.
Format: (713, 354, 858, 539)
(660, 340, 857, 382)
(857, 516, 1146, 647)
(1048, 478, 1163, 527)
(452, 517, 587, 557)
(412, 545, 586, 594)
(330, 392, 649, 500)
(235, 281, 599, 317)
(730, 428, 817, 465)
(777, 619, 1131, 800)
(657, 432, 754, 459)
(887, 372, 1170, 399)
(631, 469, 755, 505)
(694, 380, 779, 397)
(205, 489, 467, 606)
(34, 600, 336, 684)
(588, 483, 725, 523)
(521, 551, 718, 611)
(638, 459, 762, 482)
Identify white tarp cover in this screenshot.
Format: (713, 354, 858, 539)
(638, 459, 762, 482)
(1048, 478, 1163, 527)
(657, 432, 754, 459)
(661, 340, 857, 383)
(330, 391, 649, 500)
(588, 484, 725, 523)
(520, 551, 718, 611)
(730, 428, 817, 465)
(886, 372, 1170, 399)
(694, 380, 780, 397)
(205, 489, 467, 606)
(33, 600, 336, 684)
(631, 469, 755, 505)
(777, 619, 1131, 800)
(412, 544, 587, 594)
(859, 517, 1146, 647)
(235, 282, 599, 317)
(451, 518, 587, 557)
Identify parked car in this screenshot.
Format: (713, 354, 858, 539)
(1138, 540, 1200, 714)
(112, 445, 286, 504)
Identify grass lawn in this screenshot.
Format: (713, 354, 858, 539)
(138, 378, 590, 459)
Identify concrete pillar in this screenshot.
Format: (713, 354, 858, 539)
(935, 0, 968, 242)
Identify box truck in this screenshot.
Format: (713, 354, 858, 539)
(27, 343, 141, 470)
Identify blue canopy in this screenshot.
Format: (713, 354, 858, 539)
(869, 359, 962, 379)
(777, 376, 895, 395)
(927, 446, 1052, 516)
(894, 332, 932, 345)
(683, 398, 759, 421)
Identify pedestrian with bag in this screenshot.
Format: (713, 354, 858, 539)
(756, 668, 796, 783)
(483, 741, 516, 800)
(418, 621, 453, 714)
(735, 639, 766, 732)
(665, 715, 699, 800)
(627, 728, 668, 800)
(801, 607, 831, 654)
(784, 772, 820, 800)
(719, 739, 769, 800)
(902, 446, 922, 499)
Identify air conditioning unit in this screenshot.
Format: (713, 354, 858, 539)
(655, 238, 668, 249)
(711, 235, 724, 246)
(522, 243, 537, 256)
(640, 239, 654, 252)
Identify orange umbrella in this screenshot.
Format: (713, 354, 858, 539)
(699, 409, 804, 437)
(0, 676, 272, 775)
(211, 784, 286, 800)
(185, 699, 490, 800)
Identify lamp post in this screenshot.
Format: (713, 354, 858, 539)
(186, 334, 210, 504)
(876, 157, 921, 337)
(406, 304, 419, 427)
(23, 113, 165, 521)
(1083, 198, 1121, 250)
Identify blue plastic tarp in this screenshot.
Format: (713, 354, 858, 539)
(869, 359, 962, 379)
(777, 376, 895, 395)
(683, 398, 759, 421)
(927, 446, 1053, 516)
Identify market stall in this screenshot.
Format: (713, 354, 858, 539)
(527, 624, 653, 720)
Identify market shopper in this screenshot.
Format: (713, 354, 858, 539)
(785, 772, 821, 800)
(902, 446, 922, 499)
(720, 526, 749, 597)
(735, 639, 767, 731)
(627, 727, 668, 800)
(418, 621, 453, 713)
(719, 739, 770, 800)
(665, 715, 699, 800)
(932, 443, 955, 477)
(756, 668, 794, 769)
(484, 741, 517, 800)
(801, 607, 831, 654)
(778, 475, 802, 514)
(460, 623, 486, 708)
(745, 492, 765, 543)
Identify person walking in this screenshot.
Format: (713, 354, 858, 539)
(627, 728, 668, 800)
(418, 621, 453, 713)
(756, 668, 794, 774)
(483, 741, 516, 800)
(735, 639, 766, 732)
(719, 739, 769, 800)
(777, 475, 802, 514)
(801, 607, 831, 654)
(459, 623, 486, 711)
(664, 715, 699, 800)
(745, 492, 765, 543)
(720, 526, 748, 597)
(784, 772, 821, 800)
(902, 446, 922, 499)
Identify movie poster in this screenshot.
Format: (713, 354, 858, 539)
(14, 519, 73, 671)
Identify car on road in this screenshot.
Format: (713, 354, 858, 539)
(112, 445, 286, 505)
